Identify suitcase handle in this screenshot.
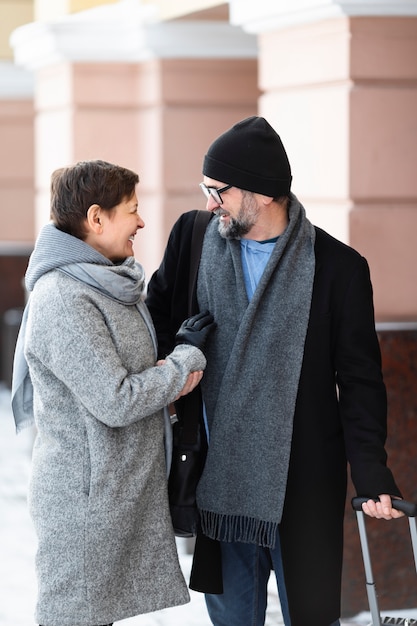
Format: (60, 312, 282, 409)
(352, 497, 417, 626)
(352, 497, 417, 517)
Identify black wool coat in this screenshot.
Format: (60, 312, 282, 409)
(146, 209, 401, 626)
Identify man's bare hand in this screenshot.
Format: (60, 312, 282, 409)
(361, 494, 404, 520)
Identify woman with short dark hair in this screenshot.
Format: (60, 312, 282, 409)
(12, 159, 215, 626)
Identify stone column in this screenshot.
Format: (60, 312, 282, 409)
(10, 2, 258, 276)
(231, 0, 417, 618)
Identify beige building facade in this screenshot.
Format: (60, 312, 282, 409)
(1, 0, 417, 319)
(0, 0, 416, 618)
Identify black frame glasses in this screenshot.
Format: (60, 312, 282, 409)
(199, 182, 232, 205)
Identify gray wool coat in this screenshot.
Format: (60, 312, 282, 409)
(25, 269, 206, 626)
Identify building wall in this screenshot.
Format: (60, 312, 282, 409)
(257, 15, 417, 321)
(0, 0, 33, 58)
(32, 56, 258, 273)
(0, 0, 35, 374)
(34, 0, 116, 21)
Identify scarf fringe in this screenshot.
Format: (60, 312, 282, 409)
(200, 509, 279, 549)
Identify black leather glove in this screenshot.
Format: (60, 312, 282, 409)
(175, 310, 216, 352)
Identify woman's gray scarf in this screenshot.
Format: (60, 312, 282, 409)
(196, 195, 316, 548)
(11, 223, 156, 433)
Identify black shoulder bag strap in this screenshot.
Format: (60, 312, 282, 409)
(188, 210, 212, 316)
(169, 210, 212, 538)
(177, 210, 212, 448)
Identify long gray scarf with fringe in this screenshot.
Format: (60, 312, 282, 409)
(196, 195, 316, 548)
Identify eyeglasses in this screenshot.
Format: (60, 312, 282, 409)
(199, 182, 232, 205)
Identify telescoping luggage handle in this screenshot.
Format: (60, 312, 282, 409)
(351, 497, 417, 626)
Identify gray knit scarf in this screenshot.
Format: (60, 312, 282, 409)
(196, 195, 316, 548)
(11, 223, 156, 433)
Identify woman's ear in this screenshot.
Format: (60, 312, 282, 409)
(86, 204, 103, 234)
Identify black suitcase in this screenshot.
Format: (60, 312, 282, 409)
(351, 497, 417, 626)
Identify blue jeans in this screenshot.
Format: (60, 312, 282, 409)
(204, 534, 341, 626)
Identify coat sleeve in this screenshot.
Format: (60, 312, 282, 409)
(26, 276, 206, 428)
(146, 210, 198, 358)
(334, 256, 402, 498)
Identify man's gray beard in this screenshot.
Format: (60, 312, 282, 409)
(217, 216, 249, 239)
(216, 193, 259, 239)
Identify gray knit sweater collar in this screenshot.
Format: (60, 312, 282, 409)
(196, 195, 316, 548)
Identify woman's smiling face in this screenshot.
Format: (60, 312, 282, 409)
(93, 191, 144, 262)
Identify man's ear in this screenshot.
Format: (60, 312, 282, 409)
(86, 204, 102, 234)
(260, 194, 274, 207)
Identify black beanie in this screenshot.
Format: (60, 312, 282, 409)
(202, 116, 292, 197)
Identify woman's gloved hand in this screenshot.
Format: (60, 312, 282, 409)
(175, 310, 216, 352)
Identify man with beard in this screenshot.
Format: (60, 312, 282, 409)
(146, 116, 403, 626)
